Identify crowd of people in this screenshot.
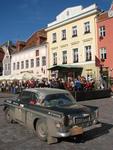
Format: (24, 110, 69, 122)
(0, 75, 99, 95)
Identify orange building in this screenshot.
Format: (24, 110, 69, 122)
(97, 2, 113, 80)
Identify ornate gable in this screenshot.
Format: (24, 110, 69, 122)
(108, 1, 113, 17)
(56, 6, 82, 22)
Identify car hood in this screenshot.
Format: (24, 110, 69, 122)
(48, 104, 97, 116)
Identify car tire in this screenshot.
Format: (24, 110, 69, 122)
(5, 108, 13, 123)
(36, 119, 48, 141)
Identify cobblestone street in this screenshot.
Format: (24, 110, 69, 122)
(0, 93, 113, 150)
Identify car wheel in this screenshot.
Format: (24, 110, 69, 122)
(36, 119, 48, 141)
(5, 108, 13, 123)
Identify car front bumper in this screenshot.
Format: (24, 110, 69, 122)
(56, 122, 101, 138)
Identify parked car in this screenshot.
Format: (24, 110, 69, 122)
(3, 88, 100, 144)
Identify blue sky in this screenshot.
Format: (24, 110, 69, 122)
(0, 0, 112, 44)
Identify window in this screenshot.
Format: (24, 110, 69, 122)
(31, 59, 34, 68)
(72, 26, 77, 37)
(17, 62, 20, 70)
(13, 63, 15, 70)
(45, 93, 75, 107)
(32, 93, 39, 101)
(8, 63, 10, 70)
(5, 64, 7, 70)
(36, 57, 40, 67)
(21, 61, 24, 69)
(73, 48, 78, 63)
(19, 91, 32, 103)
(42, 56, 46, 66)
(62, 29, 66, 40)
(100, 48, 107, 60)
(99, 26, 106, 37)
(85, 46, 92, 61)
(26, 60, 29, 69)
(84, 22, 90, 34)
(62, 51, 67, 64)
(52, 33, 57, 43)
(36, 50, 39, 56)
(53, 52, 57, 65)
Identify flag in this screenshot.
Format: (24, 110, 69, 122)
(95, 56, 101, 67)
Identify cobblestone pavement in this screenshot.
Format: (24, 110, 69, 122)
(0, 93, 113, 150)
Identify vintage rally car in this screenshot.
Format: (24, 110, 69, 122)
(3, 88, 100, 144)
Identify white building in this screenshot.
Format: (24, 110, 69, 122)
(2, 41, 16, 76)
(11, 43, 48, 79)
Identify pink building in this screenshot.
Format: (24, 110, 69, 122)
(97, 2, 113, 79)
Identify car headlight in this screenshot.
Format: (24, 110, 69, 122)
(91, 109, 99, 125)
(56, 115, 70, 128)
(55, 122, 62, 128)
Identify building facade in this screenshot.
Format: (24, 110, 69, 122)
(11, 29, 48, 79)
(1, 41, 16, 76)
(46, 4, 101, 80)
(0, 48, 4, 75)
(11, 44, 48, 79)
(97, 2, 113, 79)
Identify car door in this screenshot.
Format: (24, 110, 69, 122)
(25, 92, 42, 128)
(15, 91, 32, 123)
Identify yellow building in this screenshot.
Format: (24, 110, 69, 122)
(46, 4, 100, 80)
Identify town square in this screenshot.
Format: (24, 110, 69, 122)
(0, 0, 113, 149)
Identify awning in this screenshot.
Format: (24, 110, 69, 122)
(48, 64, 83, 70)
(0, 72, 37, 81)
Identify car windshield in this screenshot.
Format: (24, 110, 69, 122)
(44, 93, 76, 107)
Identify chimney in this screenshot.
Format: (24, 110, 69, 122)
(16, 41, 26, 52)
